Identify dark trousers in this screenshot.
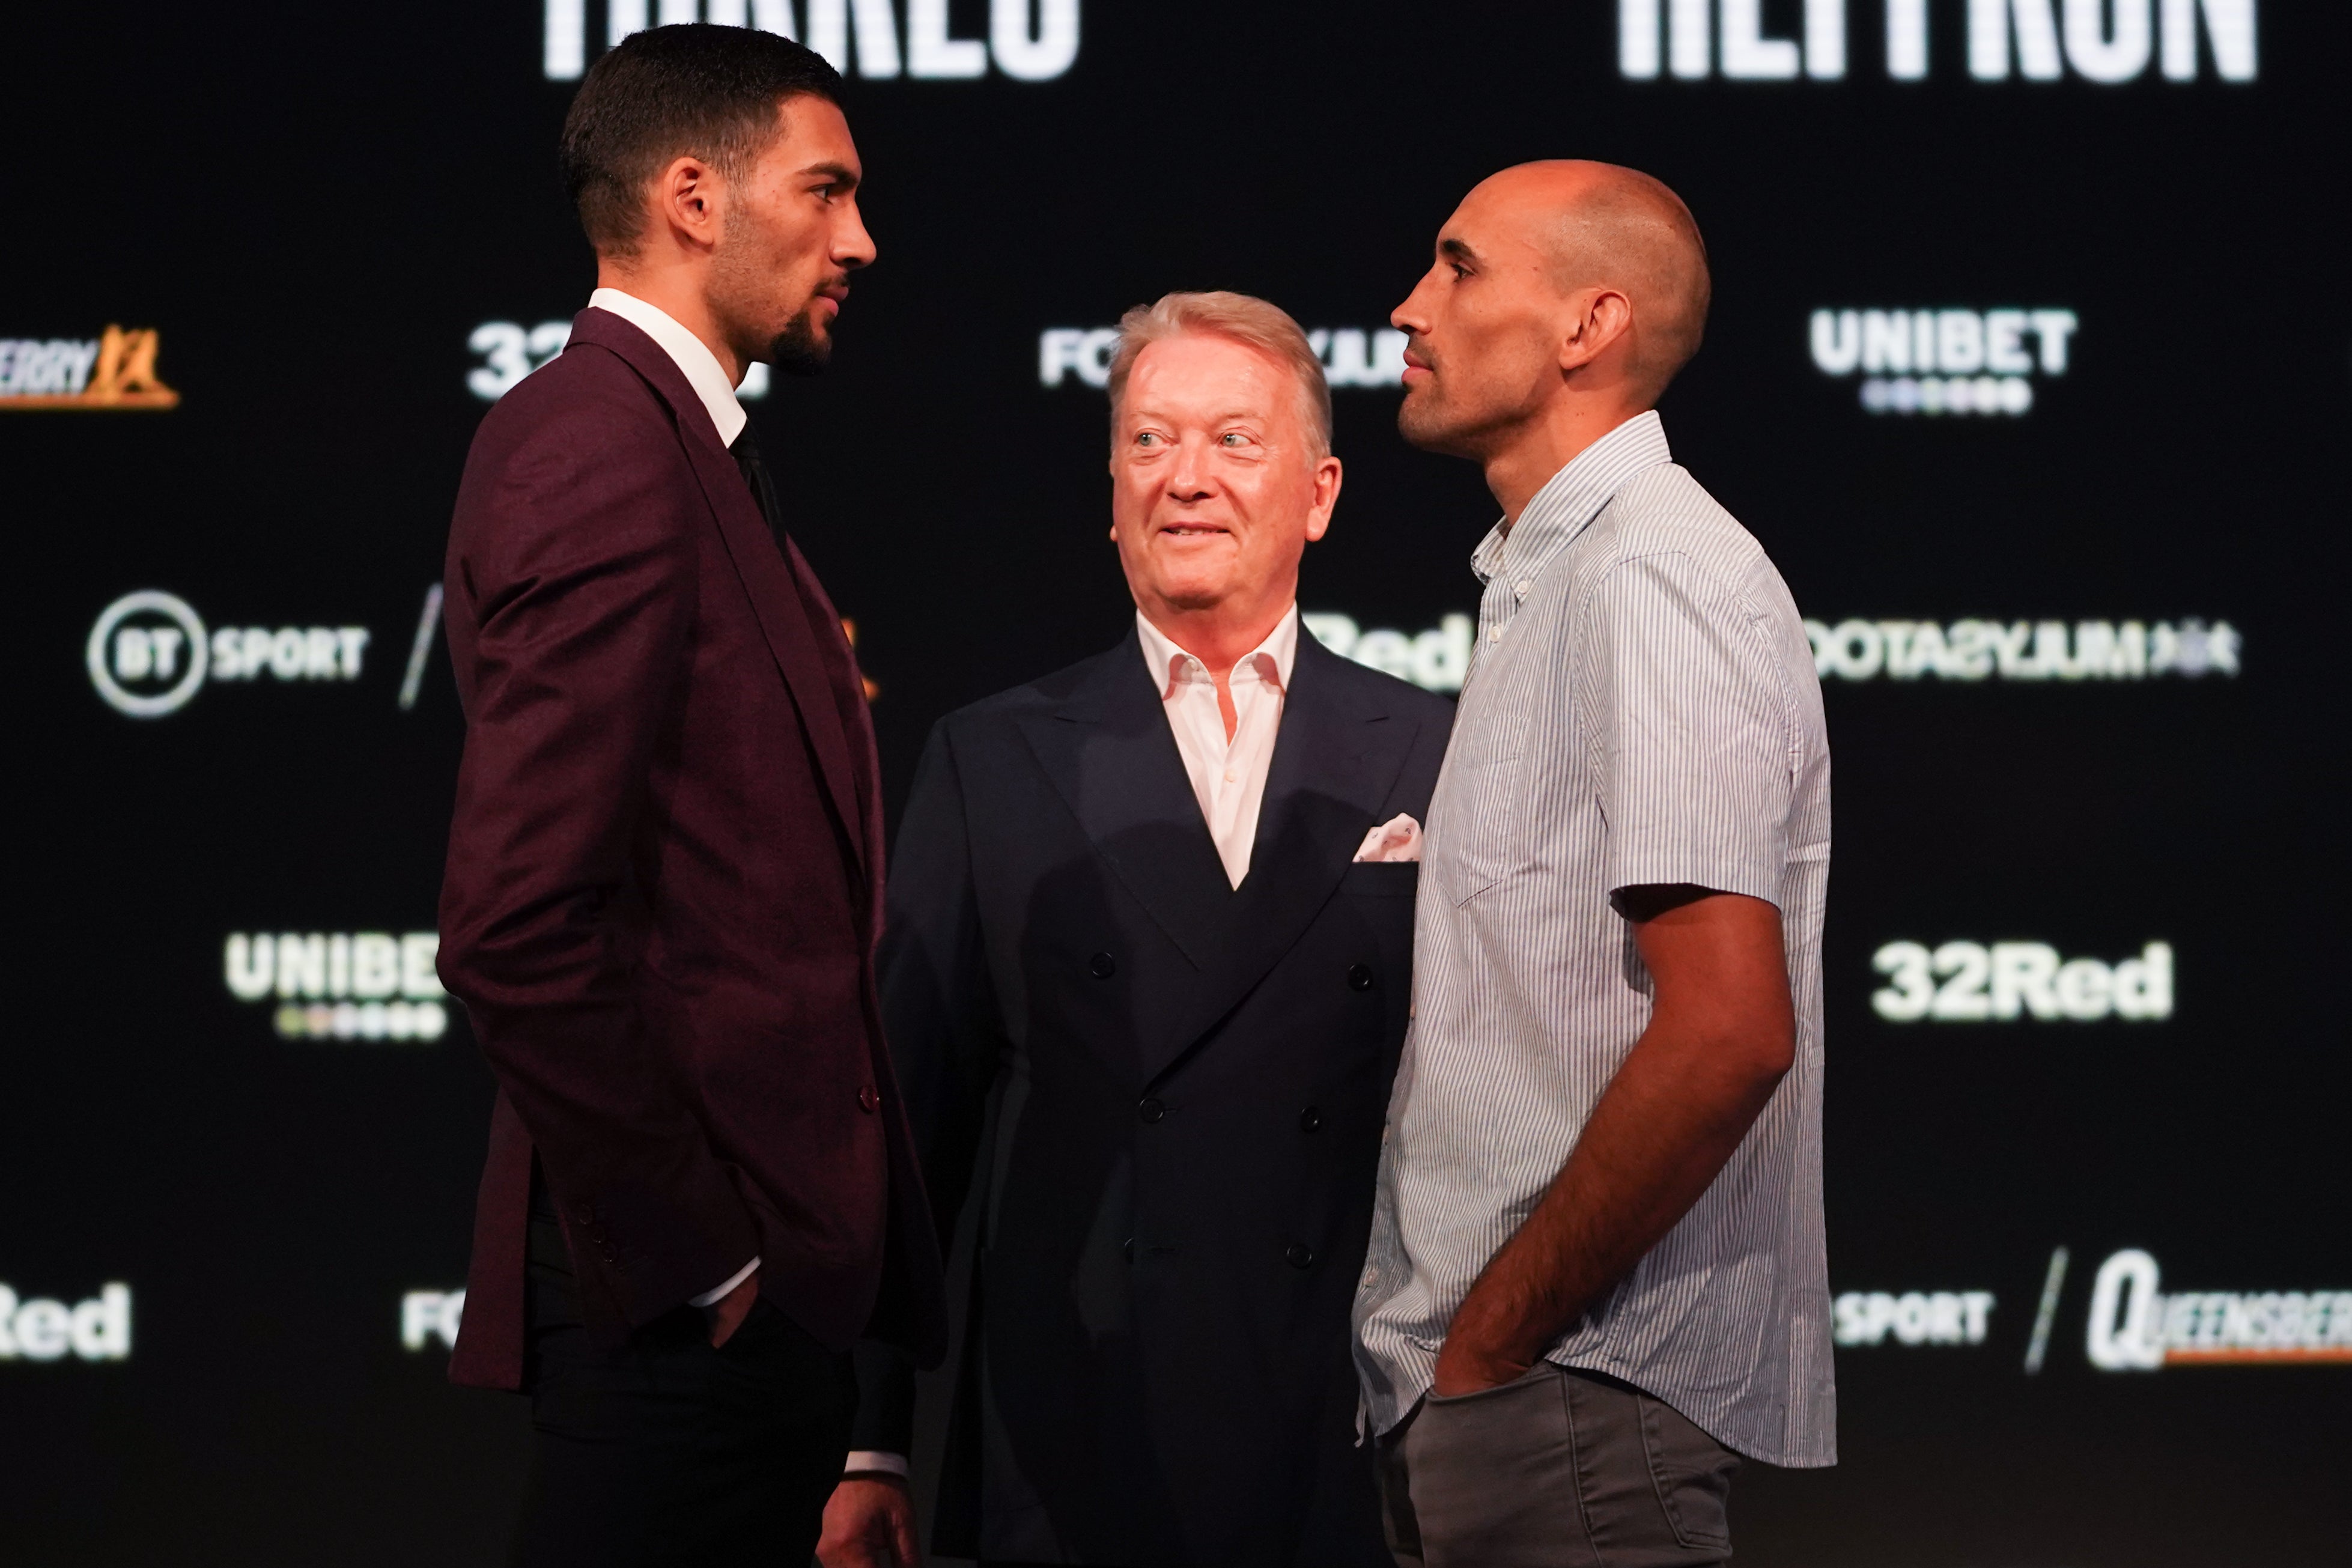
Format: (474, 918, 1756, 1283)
(1376, 1364, 1740, 1568)
(512, 1202, 856, 1568)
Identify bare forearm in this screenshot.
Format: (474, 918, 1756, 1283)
(1446, 1025, 1789, 1370)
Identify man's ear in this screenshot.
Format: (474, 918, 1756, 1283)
(1304, 455, 1343, 542)
(1560, 287, 1635, 372)
(655, 154, 724, 251)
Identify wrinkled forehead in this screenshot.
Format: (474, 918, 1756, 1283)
(1120, 333, 1297, 422)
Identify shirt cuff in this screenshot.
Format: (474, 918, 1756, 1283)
(687, 1256, 759, 1308)
(843, 1451, 909, 1478)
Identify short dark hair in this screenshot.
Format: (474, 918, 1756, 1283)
(560, 24, 844, 260)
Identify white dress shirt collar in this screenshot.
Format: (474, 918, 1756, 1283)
(586, 287, 749, 448)
(1134, 605, 1299, 699)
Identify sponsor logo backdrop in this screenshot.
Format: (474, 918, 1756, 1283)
(4, 1, 2345, 1563)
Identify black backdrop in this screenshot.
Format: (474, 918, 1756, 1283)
(6, 2, 2348, 1563)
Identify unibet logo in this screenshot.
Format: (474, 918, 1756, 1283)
(402, 1290, 467, 1351)
(1619, 0, 2255, 84)
(1834, 1290, 1995, 1346)
(225, 933, 451, 1042)
(1303, 613, 1473, 694)
(1807, 618, 2240, 682)
(1040, 327, 1409, 391)
(469, 320, 771, 403)
(88, 592, 372, 719)
(1872, 940, 2172, 1023)
(544, 1, 1079, 84)
(2086, 1250, 2351, 1369)
(1810, 308, 2074, 417)
(0, 1283, 132, 1363)
(0, 327, 178, 412)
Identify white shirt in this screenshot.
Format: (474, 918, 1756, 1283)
(1353, 412, 1835, 1466)
(586, 287, 748, 448)
(1136, 606, 1299, 889)
(588, 285, 760, 1315)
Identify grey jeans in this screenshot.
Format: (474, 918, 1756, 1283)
(1376, 1363, 1740, 1568)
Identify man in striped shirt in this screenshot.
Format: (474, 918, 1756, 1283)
(1354, 162, 1834, 1567)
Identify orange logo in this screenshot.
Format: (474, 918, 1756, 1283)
(0, 326, 179, 411)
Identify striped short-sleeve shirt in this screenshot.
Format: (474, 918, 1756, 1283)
(1352, 411, 1835, 1467)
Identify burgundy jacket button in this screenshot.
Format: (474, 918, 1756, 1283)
(857, 1084, 880, 1113)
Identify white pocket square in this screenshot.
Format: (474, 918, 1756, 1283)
(1352, 813, 1423, 864)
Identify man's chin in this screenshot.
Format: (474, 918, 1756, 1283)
(767, 314, 834, 377)
(1397, 388, 1492, 458)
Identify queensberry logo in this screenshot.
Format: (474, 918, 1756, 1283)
(544, 1, 1079, 83)
(0, 327, 177, 412)
(1618, 0, 2255, 84)
(2088, 1250, 2351, 1369)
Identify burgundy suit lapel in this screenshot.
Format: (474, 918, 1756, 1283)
(778, 530, 888, 920)
(567, 309, 869, 877)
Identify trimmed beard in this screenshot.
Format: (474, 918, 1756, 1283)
(768, 310, 832, 377)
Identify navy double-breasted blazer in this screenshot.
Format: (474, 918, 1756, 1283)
(861, 627, 1451, 1566)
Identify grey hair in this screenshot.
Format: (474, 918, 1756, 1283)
(1104, 291, 1333, 457)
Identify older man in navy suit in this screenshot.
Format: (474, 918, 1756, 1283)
(820, 293, 1451, 1568)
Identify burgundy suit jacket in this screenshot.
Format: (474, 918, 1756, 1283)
(437, 306, 946, 1388)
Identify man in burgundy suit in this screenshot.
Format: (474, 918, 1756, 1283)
(435, 25, 944, 1564)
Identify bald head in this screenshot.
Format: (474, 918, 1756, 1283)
(1392, 160, 1710, 515)
(1474, 160, 1711, 402)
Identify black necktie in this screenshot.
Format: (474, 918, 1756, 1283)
(731, 428, 789, 555)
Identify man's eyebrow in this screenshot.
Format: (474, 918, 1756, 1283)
(1439, 236, 1481, 265)
(799, 160, 860, 188)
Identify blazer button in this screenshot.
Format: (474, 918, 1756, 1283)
(857, 1084, 880, 1113)
(1089, 952, 1118, 979)
(1347, 964, 1375, 992)
(1122, 1237, 1136, 1265)
(1137, 1096, 1166, 1125)
(573, 1203, 596, 1225)
(1299, 1105, 1323, 1133)
(1285, 1242, 1315, 1269)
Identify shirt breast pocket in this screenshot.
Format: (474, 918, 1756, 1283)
(1435, 753, 1528, 907)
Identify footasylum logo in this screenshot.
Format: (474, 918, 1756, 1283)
(1872, 940, 2172, 1022)
(87, 592, 372, 719)
(470, 318, 771, 402)
(0, 1283, 132, 1363)
(1304, 613, 1473, 694)
(544, 1, 1080, 84)
(1041, 327, 1408, 390)
(1810, 308, 2075, 416)
(2088, 1249, 2350, 1368)
(1807, 617, 2240, 681)
(225, 933, 451, 1042)
(1618, 0, 2256, 85)
(1834, 1290, 1996, 1347)
(402, 1290, 467, 1351)
(0, 327, 178, 412)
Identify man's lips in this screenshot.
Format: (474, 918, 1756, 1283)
(1157, 523, 1230, 539)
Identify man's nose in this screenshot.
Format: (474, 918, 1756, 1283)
(1165, 441, 1215, 497)
(836, 201, 877, 270)
(1392, 274, 1434, 333)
